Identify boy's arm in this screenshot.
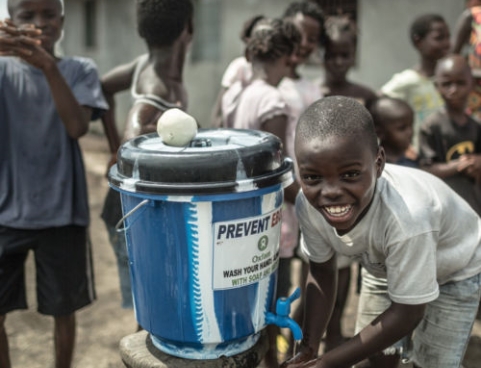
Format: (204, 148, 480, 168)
(281, 256, 337, 367)
(100, 60, 138, 157)
(1, 22, 90, 139)
(452, 8, 473, 54)
(313, 301, 426, 368)
(421, 160, 462, 179)
(42, 61, 92, 139)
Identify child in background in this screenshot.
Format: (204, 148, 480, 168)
(100, 0, 193, 314)
(277, 1, 324, 356)
(381, 13, 450, 154)
(371, 97, 417, 167)
(280, 0, 324, 164)
(210, 14, 265, 127)
(317, 15, 377, 353)
(451, 0, 481, 122)
(222, 17, 300, 146)
(320, 15, 377, 108)
(222, 17, 301, 368)
(282, 96, 481, 368)
(0, 0, 107, 367)
(420, 54, 481, 216)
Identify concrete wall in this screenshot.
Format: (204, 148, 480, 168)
(62, 0, 146, 133)
(351, 0, 463, 89)
(60, 0, 464, 132)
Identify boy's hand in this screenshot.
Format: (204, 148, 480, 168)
(281, 344, 317, 368)
(458, 154, 481, 178)
(0, 19, 42, 57)
(0, 20, 54, 70)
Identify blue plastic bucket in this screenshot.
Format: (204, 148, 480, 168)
(109, 129, 293, 359)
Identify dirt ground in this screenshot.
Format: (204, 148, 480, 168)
(4, 132, 481, 368)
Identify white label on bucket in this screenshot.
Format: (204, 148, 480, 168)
(212, 208, 281, 290)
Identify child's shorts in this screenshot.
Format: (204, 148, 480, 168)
(355, 269, 481, 368)
(0, 225, 96, 316)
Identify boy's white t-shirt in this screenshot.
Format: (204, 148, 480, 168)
(296, 164, 481, 305)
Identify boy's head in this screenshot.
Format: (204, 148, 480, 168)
(283, 1, 325, 64)
(323, 16, 357, 81)
(245, 18, 301, 65)
(295, 96, 385, 235)
(435, 54, 474, 112)
(136, 0, 193, 48)
(410, 14, 450, 61)
(370, 97, 414, 155)
(8, 0, 64, 54)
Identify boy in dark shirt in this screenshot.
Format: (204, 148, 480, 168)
(420, 54, 481, 215)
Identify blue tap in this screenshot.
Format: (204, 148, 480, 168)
(265, 287, 303, 341)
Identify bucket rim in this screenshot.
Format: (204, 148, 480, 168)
(109, 158, 294, 195)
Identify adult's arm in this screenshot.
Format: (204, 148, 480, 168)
(100, 59, 139, 154)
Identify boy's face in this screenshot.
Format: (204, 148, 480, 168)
(9, 0, 63, 54)
(378, 112, 414, 154)
(435, 61, 473, 111)
(296, 133, 385, 235)
(324, 37, 355, 81)
(415, 21, 450, 61)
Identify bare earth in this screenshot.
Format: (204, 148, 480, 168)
(4, 132, 481, 368)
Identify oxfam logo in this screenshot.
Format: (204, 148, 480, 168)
(258, 236, 268, 251)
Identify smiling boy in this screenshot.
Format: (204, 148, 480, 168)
(282, 96, 481, 368)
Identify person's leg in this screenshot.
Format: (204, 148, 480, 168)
(410, 273, 481, 368)
(0, 315, 11, 368)
(355, 269, 400, 368)
(105, 224, 133, 309)
(325, 265, 351, 352)
(54, 313, 75, 368)
(35, 226, 95, 368)
(0, 226, 34, 368)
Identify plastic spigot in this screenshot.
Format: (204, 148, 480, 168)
(265, 287, 303, 341)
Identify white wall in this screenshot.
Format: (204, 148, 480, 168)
(47, 0, 467, 132)
(0, 0, 8, 19)
(352, 0, 464, 89)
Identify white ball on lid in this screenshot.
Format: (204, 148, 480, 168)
(157, 108, 198, 146)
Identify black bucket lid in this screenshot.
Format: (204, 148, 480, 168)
(108, 128, 293, 195)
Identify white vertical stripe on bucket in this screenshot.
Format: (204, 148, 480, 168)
(193, 202, 222, 343)
(253, 191, 280, 329)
